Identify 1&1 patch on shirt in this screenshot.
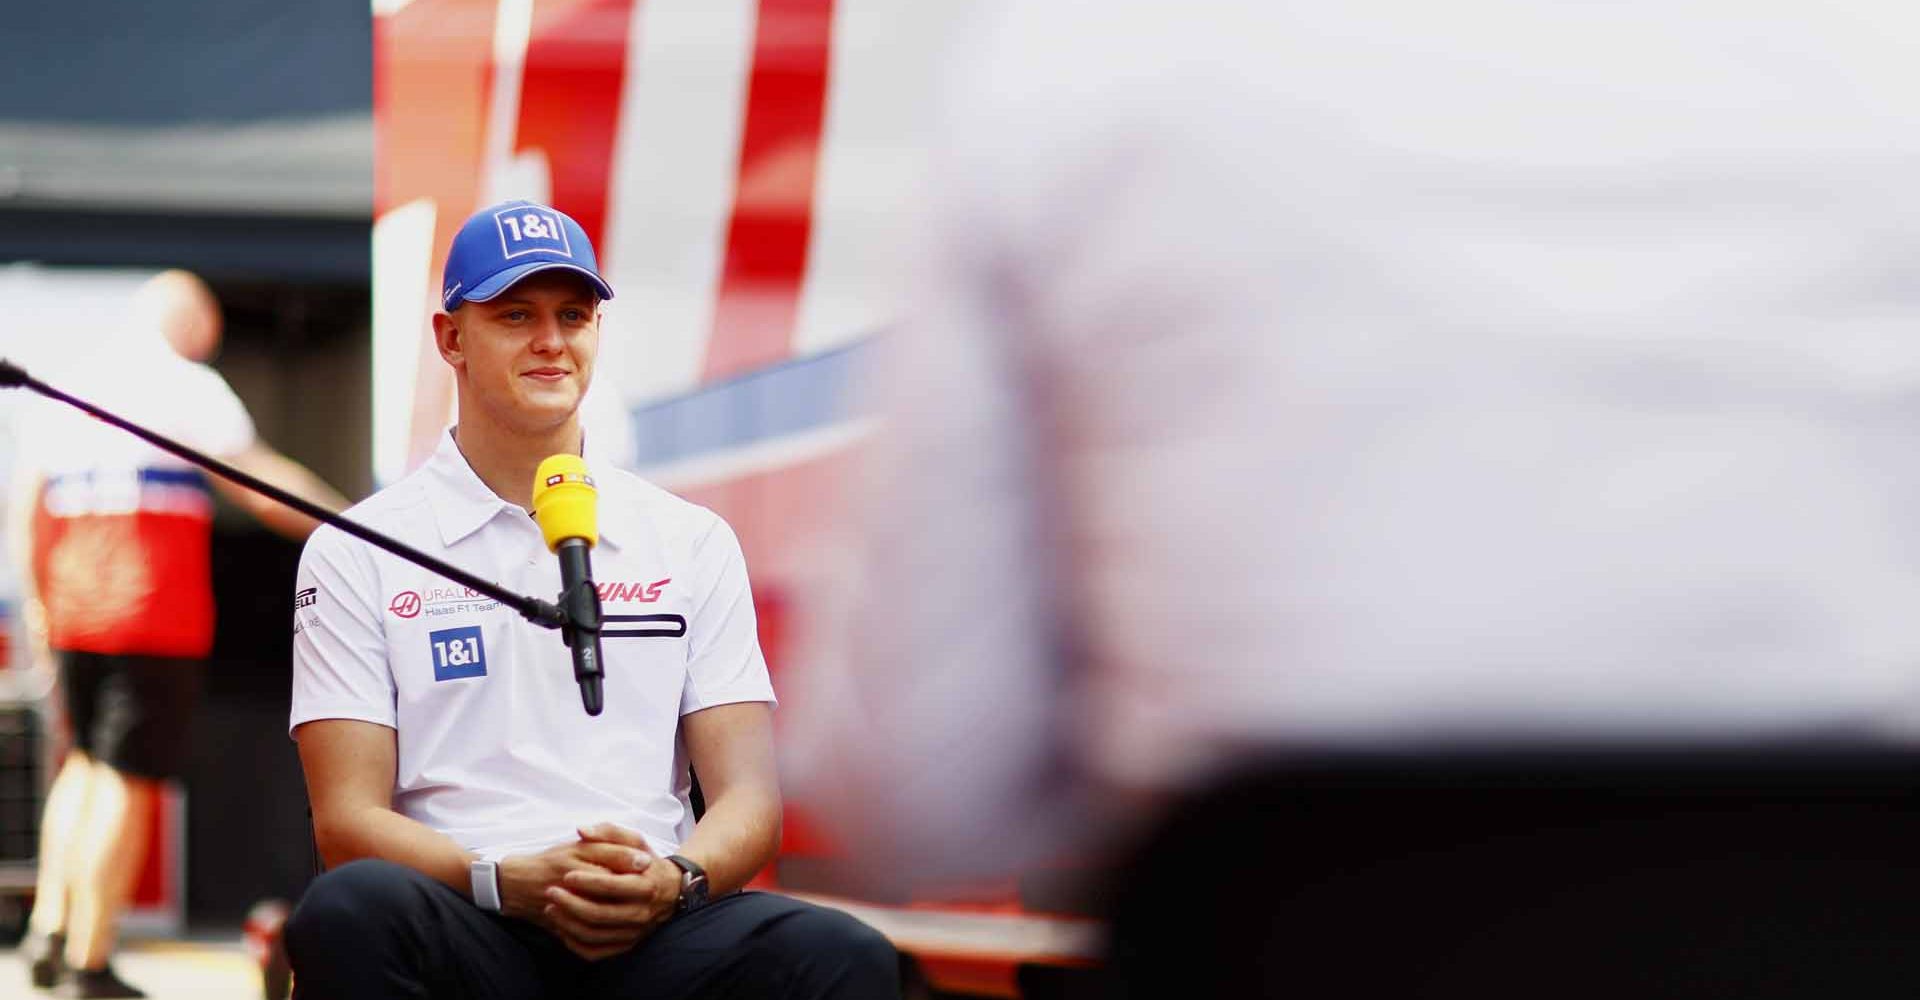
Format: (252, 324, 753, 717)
(429, 625, 487, 681)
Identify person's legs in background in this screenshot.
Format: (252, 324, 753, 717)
(62, 761, 156, 977)
(27, 753, 156, 996)
(24, 651, 200, 998)
(24, 749, 93, 986)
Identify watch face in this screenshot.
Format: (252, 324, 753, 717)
(471, 860, 503, 912)
(667, 855, 708, 913)
(679, 874, 707, 912)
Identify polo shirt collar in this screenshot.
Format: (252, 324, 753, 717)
(426, 427, 629, 550)
(582, 432, 630, 553)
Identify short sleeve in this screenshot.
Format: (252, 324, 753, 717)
(173, 360, 257, 459)
(679, 516, 776, 715)
(290, 524, 397, 734)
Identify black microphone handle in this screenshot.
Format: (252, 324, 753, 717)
(556, 538, 606, 716)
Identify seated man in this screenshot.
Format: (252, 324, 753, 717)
(283, 200, 896, 999)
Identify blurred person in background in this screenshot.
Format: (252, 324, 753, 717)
(12, 270, 348, 998)
(784, 1, 1920, 995)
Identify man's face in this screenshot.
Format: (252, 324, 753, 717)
(435, 270, 601, 435)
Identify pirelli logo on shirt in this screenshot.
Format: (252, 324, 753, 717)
(293, 586, 321, 636)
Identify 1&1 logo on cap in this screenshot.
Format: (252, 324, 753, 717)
(429, 625, 488, 681)
(495, 207, 572, 260)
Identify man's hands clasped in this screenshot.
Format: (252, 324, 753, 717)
(496, 822, 683, 960)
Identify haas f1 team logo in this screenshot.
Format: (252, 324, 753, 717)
(598, 578, 670, 603)
(387, 581, 661, 619)
(389, 591, 422, 618)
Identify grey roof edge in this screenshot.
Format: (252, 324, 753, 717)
(0, 113, 372, 218)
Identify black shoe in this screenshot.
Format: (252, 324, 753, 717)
(24, 930, 65, 990)
(52, 965, 146, 999)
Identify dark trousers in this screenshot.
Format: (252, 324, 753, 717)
(1105, 747, 1920, 1000)
(285, 859, 899, 1000)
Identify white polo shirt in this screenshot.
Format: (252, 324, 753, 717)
(289, 429, 774, 859)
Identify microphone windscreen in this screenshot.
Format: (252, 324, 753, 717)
(532, 453, 598, 551)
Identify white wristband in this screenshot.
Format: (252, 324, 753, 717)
(469, 859, 502, 913)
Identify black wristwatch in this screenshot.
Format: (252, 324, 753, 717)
(667, 854, 709, 914)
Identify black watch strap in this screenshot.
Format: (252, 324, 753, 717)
(667, 854, 709, 913)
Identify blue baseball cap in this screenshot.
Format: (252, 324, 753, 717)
(441, 200, 615, 311)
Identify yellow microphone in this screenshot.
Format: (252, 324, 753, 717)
(532, 454, 605, 715)
(532, 454, 598, 550)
